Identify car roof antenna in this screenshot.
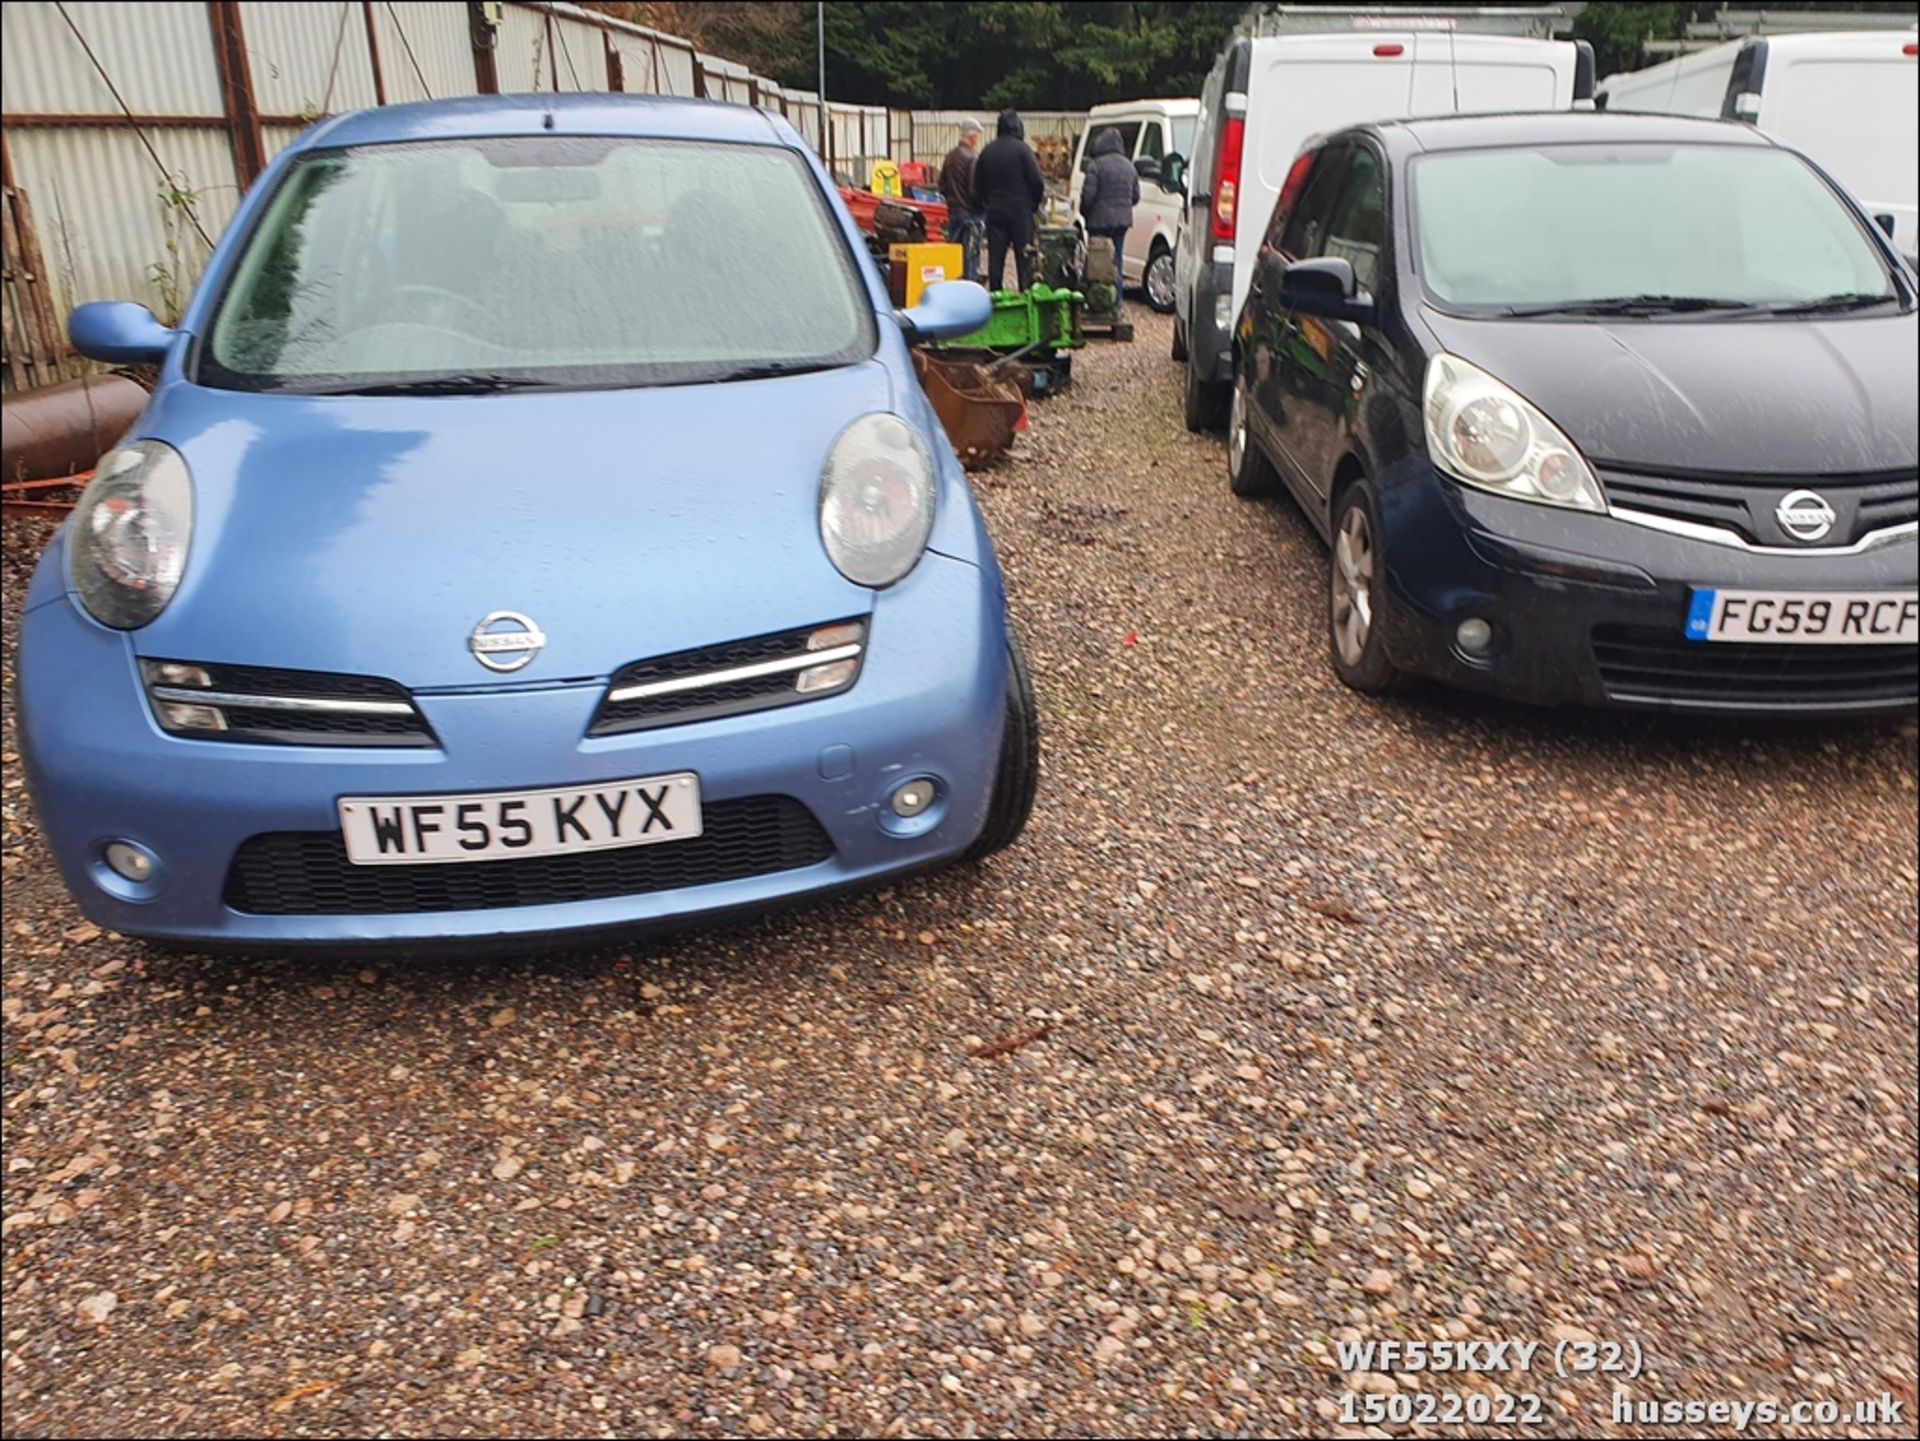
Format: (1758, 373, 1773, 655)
(1448, 25, 1461, 113)
(543, 110, 556, 130)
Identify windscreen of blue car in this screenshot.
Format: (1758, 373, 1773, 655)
(1411, 142, 1897, 313)
(201, 136, 875, 392)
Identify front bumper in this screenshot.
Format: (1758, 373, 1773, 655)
(1373, 464, 1919, 714)
(17, 553, 1010, 949)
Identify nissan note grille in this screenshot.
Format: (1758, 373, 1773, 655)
(223, 794, 834, 915)
(588, 620, 867, 736)
(141, 660, 435, 747)
(1599, 465, 1919, 549)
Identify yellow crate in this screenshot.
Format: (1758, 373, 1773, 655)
(889, 243, 965, 308)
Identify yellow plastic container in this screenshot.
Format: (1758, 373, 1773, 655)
(888, 243, 965, 308)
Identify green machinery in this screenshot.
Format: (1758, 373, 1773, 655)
(1037, 225, 1132, 342)
(934, 283, 1085, 395)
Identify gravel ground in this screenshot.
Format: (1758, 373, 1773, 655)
(3, 312, 1916, 1439)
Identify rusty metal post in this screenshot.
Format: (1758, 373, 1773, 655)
(544, 9, 558, 90)
(469, 1, 500, 94)
(361, 0, 387, 104)
(207, 1, 267, 188)
(605, 34, 623, 92)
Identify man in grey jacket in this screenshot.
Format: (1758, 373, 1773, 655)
(1079, 127, 1139, 305)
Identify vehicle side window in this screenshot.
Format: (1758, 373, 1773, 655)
(1322, 147, 1387, 293)
(1137, 122, 1165, 164)
(1278, 146, 1348, 260)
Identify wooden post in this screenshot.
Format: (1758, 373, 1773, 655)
(362, 0, 387, 104)
(469, 1, 500, 94)
(207, 1, 267, 188)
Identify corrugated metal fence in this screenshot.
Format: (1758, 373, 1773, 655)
(1, 0, 1085, 390)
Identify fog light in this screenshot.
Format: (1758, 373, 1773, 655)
(796, 658, 858, 694)
(104, 841, 154, 882)
(891, 780, 936, 818)
(159, 701, 228, 731)
(807, 622, 864, 652)
(1455, 618, 1494, 654)
(144, 661, 213, 687)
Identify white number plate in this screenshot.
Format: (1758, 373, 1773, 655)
(339, 773, 701, 865)
(1686, 589, 1919, 645)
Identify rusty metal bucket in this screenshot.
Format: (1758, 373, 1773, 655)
(913, 351, 1026, 467)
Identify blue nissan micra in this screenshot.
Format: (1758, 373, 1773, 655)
(16, 94, 1036, 951)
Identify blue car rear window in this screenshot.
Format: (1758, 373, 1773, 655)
(200, 135, 875, 393)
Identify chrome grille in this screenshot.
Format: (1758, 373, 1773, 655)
(141, 660, 435, 747)
(588, 620, 867, 736)
(1600, 464, 1918, 549)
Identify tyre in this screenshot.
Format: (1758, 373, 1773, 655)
(964, 632, 1040, 861)
(1328, 479, 1407, 695)
(1184, 357, 1227, 433)
(1171, 317, 1188, 363)
(1227, 379, 1279, 498)
(1144, 244, 1176, 314)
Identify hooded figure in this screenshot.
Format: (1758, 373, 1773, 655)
(1079, 127, 1141, 308)
(1079, 127, 1140, 232)
(972, 109, 1047, 290)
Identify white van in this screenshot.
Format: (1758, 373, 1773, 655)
(1173, 12, 1591, 429)
(1067, 99, 1202, 311)
(1597, 30, 1920, 262)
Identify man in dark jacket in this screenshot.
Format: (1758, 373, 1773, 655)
(1079, 127, 1139, 305)
(938, 117, 984, 282)
(973, 109, 1047, 291)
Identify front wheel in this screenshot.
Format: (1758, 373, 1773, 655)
(1227, 380, 1278, 499)
(964, 633, 1040, 861)
(1328, 480, 1406, 695)
(1144, 245, 1176, 314)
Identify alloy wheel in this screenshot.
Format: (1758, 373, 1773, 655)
(1331, 503, 1375, 668)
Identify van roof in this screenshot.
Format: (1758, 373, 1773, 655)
(1369, 109, 1781, 152)
(1087, 98, 1202, 116)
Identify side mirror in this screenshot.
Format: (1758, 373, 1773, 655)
(1163, 154, 1187, 195)
(896, 279, 993, 345)
(1279, 256, 1375, 325)
(70, 301, 176, 365)
(1134, 156, 1162, 183)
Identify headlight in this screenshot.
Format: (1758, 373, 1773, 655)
(1423, 354, 1605, 513)
(68, 440, 194, 629)
(819, 413, 934, 588)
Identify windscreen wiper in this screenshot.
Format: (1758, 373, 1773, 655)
(1502, 295, 1763, 318)
(304, 373, 560, 396)
(1759, 291, 1899, 316)
(708, 360, 835, 383)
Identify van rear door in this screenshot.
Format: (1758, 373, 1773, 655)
(1405, 33, 1575, 115)
(1758, 37, 1919, 258)
(1230, 35, 1414, 319)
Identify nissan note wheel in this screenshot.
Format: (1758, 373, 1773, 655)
(1228, 381, 1278, 499)
(1328, 481, 1405, 694)
(1145, 245, 1176, 314)
(965, 633, 1040, 861)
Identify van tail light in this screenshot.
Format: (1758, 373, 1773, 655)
(1210, 116, 1245, 241)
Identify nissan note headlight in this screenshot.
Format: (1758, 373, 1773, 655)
(1423, 354, 1605, 514)
(819, 413, 935, 588)
(68, 440, 194, 629)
